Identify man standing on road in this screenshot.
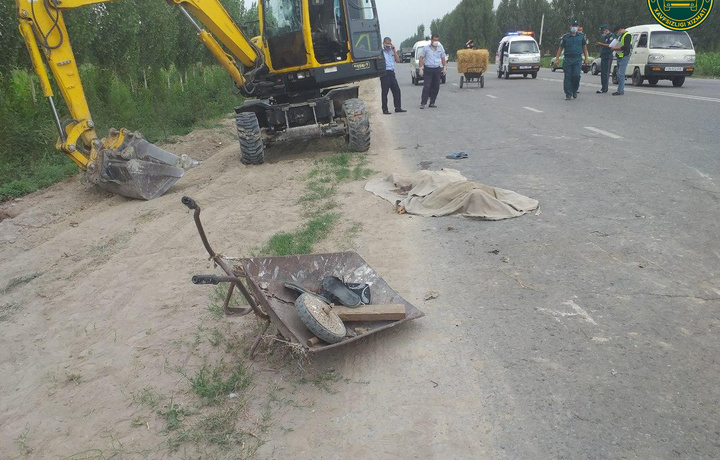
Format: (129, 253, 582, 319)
(554, 20, 589, 100)
(611, 26, 632, 96)
(418, 34, 446, 109)
(595, 24, 615, 94)
(380, 37, 406, 114)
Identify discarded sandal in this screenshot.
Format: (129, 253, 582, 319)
(284, 281, 331, 304)
(446, 151, 468, 159)
(321, 276, 362, 307)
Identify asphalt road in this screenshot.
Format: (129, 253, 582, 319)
(382, 63, 720, 458)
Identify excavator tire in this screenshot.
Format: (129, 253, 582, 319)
(342, 98, 370, 152)
(235, 112, 264, 165)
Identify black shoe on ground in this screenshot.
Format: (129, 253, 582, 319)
(429, 104, 437, 108)
(573, 92, 578, 99)
(565, 95, 572, 100)
(596, 90, 606, 94)
(612, 91, 623, 96)
(383, 110, 391, 115)
(395, 108, 407, 113)
(420, 104, 425, 109)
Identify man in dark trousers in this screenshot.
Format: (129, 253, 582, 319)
(418, 34, 446, 109)
(554, 20, 589, 100)
(380, 37, 406, 114)
(595, 24, 615, 94)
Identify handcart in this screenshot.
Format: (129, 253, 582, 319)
(182, 196, 424, 358)
(460, 67, 485, 88)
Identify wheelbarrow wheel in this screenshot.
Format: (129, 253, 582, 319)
(460, 75, 464, 88)
(480, 75, 485, 88)
(295, 293, 347, 344)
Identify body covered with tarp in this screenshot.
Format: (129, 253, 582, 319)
(365, 169, 538, 220)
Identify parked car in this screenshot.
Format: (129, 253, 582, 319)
(590, 56, 617, 75)
(410, 40, 448, 85)
(550, 55, 596, 73)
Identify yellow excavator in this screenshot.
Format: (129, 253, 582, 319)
(16, 0, 384, 199)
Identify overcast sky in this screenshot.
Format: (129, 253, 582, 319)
(375, 0, 466, 44)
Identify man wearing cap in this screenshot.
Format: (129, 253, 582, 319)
(611, 26, 632, 96)
(595, 25, 615, 94)
(554, 20, 589, 100)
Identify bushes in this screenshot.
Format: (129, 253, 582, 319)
(695, 52, 720, 78)
(0, 65, 240, 201)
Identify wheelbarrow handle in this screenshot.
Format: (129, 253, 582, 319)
(192, 274, 221, 285)
(192, 274, 241, 285)
(181, 196, 198, 210)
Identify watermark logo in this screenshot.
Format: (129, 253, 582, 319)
(648, 0, 713, 30)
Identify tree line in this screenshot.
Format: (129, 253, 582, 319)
(398, 0, 720, 56)
(0, 0, 259, 74)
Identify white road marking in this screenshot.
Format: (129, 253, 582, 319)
(486, 94, 498, 99)
(537, 300, 599, 326)
(523, 106, 543, 113)
(585, 126, 623, 139)
(541, 77, 720, 103)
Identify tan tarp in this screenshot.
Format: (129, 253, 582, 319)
(365, 169, 539, 220)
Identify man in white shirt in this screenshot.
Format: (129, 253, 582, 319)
(380, 37, 406, 114)
(418, 34, 447, 109)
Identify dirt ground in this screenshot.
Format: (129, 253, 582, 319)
(0, 82, 444, 459)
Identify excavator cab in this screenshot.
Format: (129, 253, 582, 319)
(230, 0, 384, 164)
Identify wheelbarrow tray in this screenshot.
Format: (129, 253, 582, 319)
(241, 251, 424, 352)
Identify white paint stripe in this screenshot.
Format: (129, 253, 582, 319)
(584, 126, 623, 139)
(486, 94, 498, 99)
(541, 77, 720, 103)
(523, 106, 543, 113)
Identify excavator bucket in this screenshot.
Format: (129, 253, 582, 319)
(88, 130, 199, 200)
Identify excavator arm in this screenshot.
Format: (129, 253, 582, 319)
(14, 0, 265, 199)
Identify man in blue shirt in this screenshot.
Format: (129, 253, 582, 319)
(380, 37, 406, 114)
(418, 34, 447, 109)
(554, 20, 589, 100)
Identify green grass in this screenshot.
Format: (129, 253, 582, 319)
(695, 52, 720, 77)
(187, 360, 252, 406)
(542, 52, 720, 78)
(0, 65, 239, 201)
(262, 212, 340, 256)
(262, 151, 373, 256)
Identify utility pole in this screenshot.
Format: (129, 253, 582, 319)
(539, 13, 545, 46)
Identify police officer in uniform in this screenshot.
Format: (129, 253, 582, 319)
(595, 24, 615, 94)
(554, 20, 589, 100)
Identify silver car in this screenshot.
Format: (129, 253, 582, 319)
(591, 56, 617, 75)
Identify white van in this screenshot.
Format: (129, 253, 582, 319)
(410, 40, 448, 86)
(616, 24, 695, 87)
(496, 32, 541, 79)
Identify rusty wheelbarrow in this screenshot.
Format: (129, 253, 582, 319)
(182, 197, 424, 358)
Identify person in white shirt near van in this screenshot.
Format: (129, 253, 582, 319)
(418, 34, 447, 109)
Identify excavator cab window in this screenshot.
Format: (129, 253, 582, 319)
(263, 0, 308, 69)
(309, 0, 349, 63)
(344, 0, 381, 60)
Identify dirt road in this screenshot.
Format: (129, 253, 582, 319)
(1, 83, 478, 459)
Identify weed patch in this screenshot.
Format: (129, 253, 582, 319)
(186, 360, 252, 406)
(264, 151, 373, 256)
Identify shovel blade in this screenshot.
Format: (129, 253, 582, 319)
(91, 131, 199, 200)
